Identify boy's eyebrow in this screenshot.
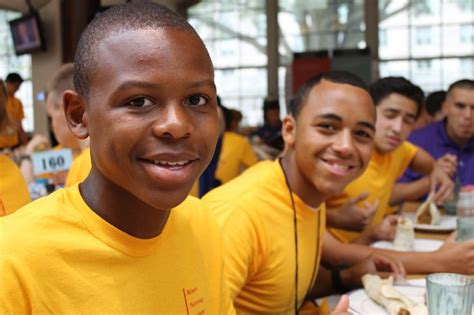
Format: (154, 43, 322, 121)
(114, 79, 216, 92)
(115, 80, 161, 91)
(358, 121, 376, 132)
(317, 113, 375, 131)
(188, 79, 216, 90)
(384, 107, 417, 121)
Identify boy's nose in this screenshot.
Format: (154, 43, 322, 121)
(152, 104, 192, 139)
(333, 129, 355, 156)
(392, 116, 404, 134)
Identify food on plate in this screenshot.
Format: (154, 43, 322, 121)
(361, 274, 427, 315)
(415, 193, 440, 225)
(393, 217, 415, 251)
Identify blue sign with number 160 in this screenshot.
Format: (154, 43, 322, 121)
(32, 149, 73, 175)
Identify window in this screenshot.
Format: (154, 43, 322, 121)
(0, 10, 34, 132)
(188, 1, 267, 126)
(416, 59, 432, 70)
(379, 0, 474, 92)
(460, 24, 473, 44)
(415, 26, 432, 45)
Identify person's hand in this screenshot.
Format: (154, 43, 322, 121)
(328, 192, 379, 231)
(436, 154, 457, 178)
(340, 253, 405, 290)
(430, 164, 454, 204)
(368, 215, 399, 242)
(330, 295, 350, 315)
(24, 134, 50, 155)
(434, 232, 474, 274)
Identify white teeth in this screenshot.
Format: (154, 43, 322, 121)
(330, 163, 350, 170)
(152, 160, 189, 166)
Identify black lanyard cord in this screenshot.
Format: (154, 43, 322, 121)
(279, 158, 322, 315)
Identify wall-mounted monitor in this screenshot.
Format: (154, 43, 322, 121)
(9, 13, 46, 56)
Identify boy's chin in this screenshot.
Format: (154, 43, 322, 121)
(145, 191, 190, 211)
(323, 182, 353, 198)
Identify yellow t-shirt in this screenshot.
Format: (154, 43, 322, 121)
(203, 160, 325, 314)
(328, 141, 418, 243)
(0, 185, 234, 314)
(0, 154, 30, 216)
(65, 147, 91, 187)
(6, 96, 24, 123)
(215, 131, 258, 184)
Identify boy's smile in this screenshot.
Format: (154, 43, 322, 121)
(78, 28, 219, 214)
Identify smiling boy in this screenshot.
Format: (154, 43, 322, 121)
(203, 72, 402, 314)
(0, 3, 232, 313)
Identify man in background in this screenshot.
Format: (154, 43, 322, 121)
(399, 79, 474, 195)
(5, 72, 27, 145)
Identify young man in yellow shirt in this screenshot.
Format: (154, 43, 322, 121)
(0, 154, 30, 215)
(45, 63, 91, 187)
(0, 3, 233, 313)
(215, 101, 258, 184)
(327, 77, 453, 244)
(203, 72, 404, 314)
(18, 64, 91, 186)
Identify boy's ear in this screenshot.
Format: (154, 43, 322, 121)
(63, 90, 89, 140)
(282, 115, 296, 147)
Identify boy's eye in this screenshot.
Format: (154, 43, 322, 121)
(317, 123, 336, 131)
(384, 112, 397, 119)
(127, 97, 153, 108)
(185, 95, 207, 106)
(354, 130, 373, 140)
(403, 117, 416, 125)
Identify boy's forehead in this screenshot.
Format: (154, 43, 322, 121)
(378, 93, 417, 111)
(98, 28, 198, 50)
(450, 87, 474, 102)
(87, 28, 213, 98)
(92, 28, 209, 70)
(302, 81, 375, 119)
(306, 80, 370, 106)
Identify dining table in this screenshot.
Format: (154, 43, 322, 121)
(303, 201, 472, 315)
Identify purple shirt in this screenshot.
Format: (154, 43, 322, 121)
(399, 119, 474, 186)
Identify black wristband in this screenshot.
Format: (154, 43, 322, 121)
(18, 154, 32, 164)
(331, 267, 348, 294)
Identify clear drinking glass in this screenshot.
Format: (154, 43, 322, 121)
(426, 273, 473, 315)
(456, 191, 474, 242)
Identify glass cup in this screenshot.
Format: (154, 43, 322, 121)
(426, 273, 473, 315)
(457, 191, 474, 242)
(457, 216, 474, 242)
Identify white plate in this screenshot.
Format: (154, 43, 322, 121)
(404, 213, 456, 232)
(348, 279, 474, 315)
(371, 239, 443, 252)
(348, 285, 425, 315)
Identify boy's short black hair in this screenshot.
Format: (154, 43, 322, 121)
(263, 98, 280, 112)
(5, 73, 23, 84)
(74, 1, 199, 99)
(425, 90, 446, 116)
(447, 79, 474, 95)
(289, 71, 368, 118)
(369, 77, 424, 118)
